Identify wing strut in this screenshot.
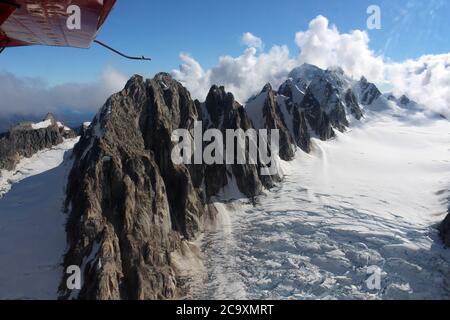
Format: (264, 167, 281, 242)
(0, 40, 8, 54)
(94, 40, 151, 61)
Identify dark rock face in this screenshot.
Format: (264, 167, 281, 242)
(61, 74, 203, 300)
(358, 76, 382, 106)
(200, 85, 278, 198)
(75, 122, 91, 137)
(61, 74, 278, 300)
(308, 73, 349, 132)
(277, 80, 311, 152)
(278, 79, 296, 99)
(399, 95, 411, 106)
(299, 90, 335, 141)
(345, 89, 364, 120)
(259, 84, 296, 161)
(0, 113, 76, 171)
(440, 211, 450, 248)
(292, 107, 311, 153)
(246, 83, 306, 156)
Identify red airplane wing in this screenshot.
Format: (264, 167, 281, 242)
(0, 0, 116, 49)
(0, 2, 17, 26)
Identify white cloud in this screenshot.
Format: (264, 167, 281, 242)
(102, 65, 129, 94)
(0, 66, 128, 118)
(171, 53, 210, 102)
(173, 46, 296, 103)
(172, 15, 450, 117)
(295, 15, 385, 81)
(385, 53, 450, 118)
(241, 32, 263, 49)
(1, 16, 448, 121)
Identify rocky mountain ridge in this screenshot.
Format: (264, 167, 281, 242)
(0, 113, 76, 171)
(60, 73, 281, 299)
(245, 64, 386, 154)
(59, 64, 449, 300)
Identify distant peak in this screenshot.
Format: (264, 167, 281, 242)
(208, 84, 225, 96)
(399, 95, 411, 105)
(300, 63, 322, 70)
(261, 83, 273, 93)
(155, 72, 172, 78)
(44, 113, 56, 123)
(288, 64, 325, 84)
(206, 85, 235, 105)
(154, 72, 174, 83)
(125, 74, 145, 89)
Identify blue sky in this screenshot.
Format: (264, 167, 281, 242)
(1, 0, 449, 85)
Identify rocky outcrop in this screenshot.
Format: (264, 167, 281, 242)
(292, 107, 311, 153)
(61, 74, 202, 300)
(74, 122, 92, 137)
(386, 93, 423, 112)
(299, 89, 336, 141)
(0, 113, 76, 171)
(357, 76, 382, 106)
(247, 83, 310, 155)
(345, 89, 364, 120)
(246, 84, 296, 160)
(61, 74, 278, 300)
(307, 70, 349, 131)
(198, 85, 278, 198)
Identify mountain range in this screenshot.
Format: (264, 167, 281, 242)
(0, 64, 449, 300)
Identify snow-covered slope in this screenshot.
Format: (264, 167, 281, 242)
(0, 139, 76, 198)
(193, 111, 450, 300)
(0, 138, 78, 299)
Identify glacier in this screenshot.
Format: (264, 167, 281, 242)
(191, 110, 450, 300)
(0, 138, 79, 299)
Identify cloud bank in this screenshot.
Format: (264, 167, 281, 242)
(0, 66, 128, 118)
(295, 15, 385, 82)
(172, 15, 450, 118)
(385, 54, 450, 117)
(172, 46, 296, 104)
(1, 15, 449, 119)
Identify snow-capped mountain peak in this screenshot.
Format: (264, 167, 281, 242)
(288, 63, 324, 88)
(245, 64, 369, 152)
